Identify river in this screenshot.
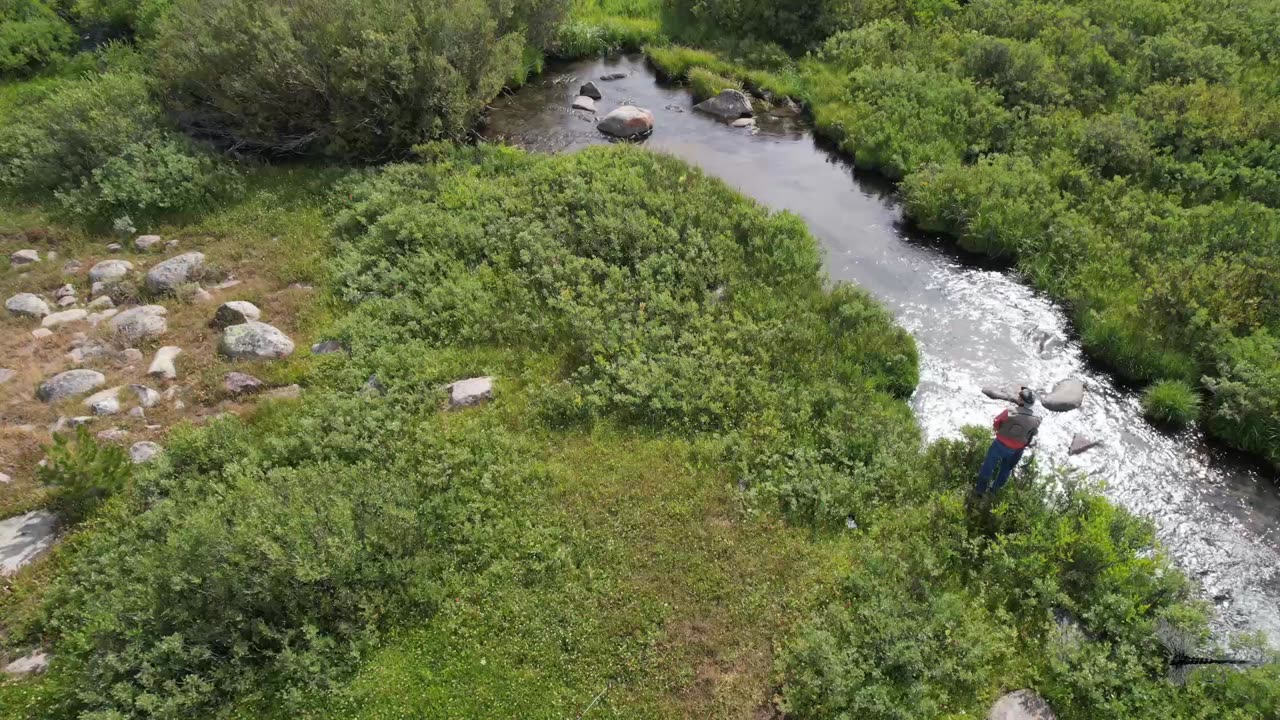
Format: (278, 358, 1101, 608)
(481, 54, 1280, 644)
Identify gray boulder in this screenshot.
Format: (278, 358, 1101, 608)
(88, 259, 133, 284)
(988, 690, 1056, 720)
(572, 96, 597, 112)
(311, 339, 345, 355)
(0, 510, 58, 576)
(10, 249, 40, 266)
(213, 300, 261, 328)
(110, 305, 168, 343)
(598, 106, 655, 139)
(83, 387, 121, 416)
(981, 383, 1030, 404)
(600, 71, 627, 81)
(148, 346, 183, 380)
(694, 89, 754, 120)
(1042, 378, 1085, 412)
(129, 441, 162, 464)
(37, 369, 105, 402)
(580, 81, 602, 99)
(3, 651, 50, 678)
(53, 284, 75, 300)
(6, 293, 50, 319)
(145, 252, 205, 294)
(56, 295, 77, 308)
(446, 376, 495, 410)
(87, 295, 114, 310)
(129, 384, 162, 408)
(218, 322, 295, 360)
(134, 234, 163, 251)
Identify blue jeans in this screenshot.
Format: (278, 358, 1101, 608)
(975, 441, 1023, 495)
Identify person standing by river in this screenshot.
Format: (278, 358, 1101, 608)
(974, 387, 1042, 496)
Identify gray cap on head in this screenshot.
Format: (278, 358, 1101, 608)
(1018, 387, 1037, 406)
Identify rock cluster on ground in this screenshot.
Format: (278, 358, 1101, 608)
(598, 106, 655, 139)
(694, 88, 754, 120)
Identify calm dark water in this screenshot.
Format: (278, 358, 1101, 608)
(483, 55, 1280, 643)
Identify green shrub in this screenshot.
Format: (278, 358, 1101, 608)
(153, 0, 569, 161)
(0, 0, 74, 75)
(0, 70, 237, 225)
(1141, 380, 1202, 426)
(37, 426, 132, 524)
(1205, 330, 1280, 468)
(550, 16, 662, 58)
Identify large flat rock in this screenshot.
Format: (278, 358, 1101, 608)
(1, 511, 58, 576)
(37, 369, 106, 403)
(1042, 378, 1085, 412)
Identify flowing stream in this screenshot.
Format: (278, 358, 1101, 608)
(482, 55, 1280, 644)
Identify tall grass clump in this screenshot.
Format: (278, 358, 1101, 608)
(1142, 380, 1202, 427)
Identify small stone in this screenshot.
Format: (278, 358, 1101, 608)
(56, 295, 77, 308)
(134, 234, 163, 251)
(0, 368, 14, 384)
(446, 376, 495, 410)
(287, 282, 313, 291)
(10, 249, 40, 266)
(218, 322, 295, 360)
(165, 239, 179, 251)
(62, 260, 82, 274)
(988, 689, 1056, 720)
(1069, 434, 1101, 456)
(361, 375, 385, 397)
(224, 371, 264, 396)
(90, 281, 108, 297)
(42, 308, 87, 328)
(129, 441, 162, 464)
(148, 346, 183, 380)
(2, 651, 50, 678)
(580, 81, 602, 100)
(694, 88, 754, 120)
(88, 259, 133, 284)
(213, 300, 262, 328)
(53, 284, 75, 300)
(981, 383, 1030, 404)
(106, 243, 123, 252)
(144, 252, 205, 294)
(30, 328, 52, 339)
(97, 428, 129, 443)
(68, 416, 95, 428)
(109, 305, 168, 343)
(66, 340, 112, 365)
(121, 348, 144, 365)
(128, 384, 161, 408)
(84, 387, 122, 416)
(600, 71, 627, 81)
(311, 340, 346, 355)
(732, 117, 755, 128)
(87, 295, 114, 310)
(572, 96, 596, 112)
(173, 399, 186, 410)
(128, 407, 146, 419)
(46, 251, 57, 261)
(37, 369, 106, 402)
(598, 105, 655, 139)
(6, 293, 50, 319)
(1042, 378, 1086, 412)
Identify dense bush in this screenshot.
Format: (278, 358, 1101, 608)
(72, 0, 173, 39)
(0, 70, 236, 225)
(0, 0, 74, 74)
(152, 0, 568, 161)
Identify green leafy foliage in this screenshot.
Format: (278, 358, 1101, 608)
(152, 0, 569, 161)
(0, 70, 237, 225)
(37, 426, 131, 524)
(72, 0, 174, 38)
(0, 0, 74, 74)
(1142, 380, 1202, 426)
